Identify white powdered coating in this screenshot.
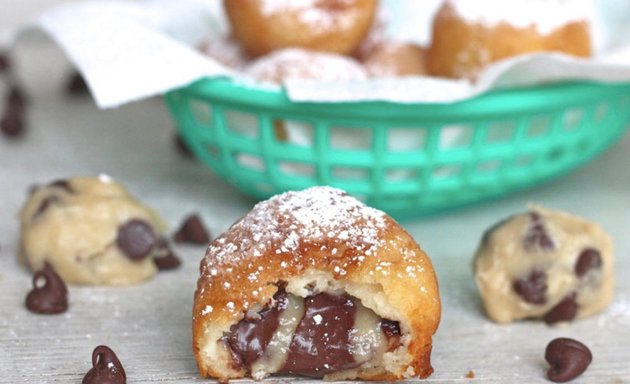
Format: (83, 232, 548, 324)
(203, 186, 386, 270)
(199, 36, 248, 70)
(449, 0, 594, 34)
(260, 0, 319, 14)
(246, 48, 367, 84)
(259, 0, 356, 31)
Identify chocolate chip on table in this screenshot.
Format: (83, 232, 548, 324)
(1, 85, 28, 139)
(524, 212, 555, 251)
(25, 263, 68, 314)
(0, 52, 9, 73)
(545, 337, 592, 382)
(82, 345, 127, 384)
(154, 250, 181, 270)
(116, 219, 158, 260)
(575, 248, 602, 277)
(66, 71, 89, 95)
(0, 109, 24, 138)
(174, 133, 193, 157)
(173, 214, 211, 245)
(512, 269, 547, 305)
(7, 86, 27, 112)
(544, 293, 578, 324)
(153, 239, 181, 270)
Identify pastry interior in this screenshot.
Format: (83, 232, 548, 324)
(222, 275, 409, 380)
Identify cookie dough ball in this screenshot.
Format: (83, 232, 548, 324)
(193, 186, 440, 381)
(362, 42, 427, 78)
(474, 206, 614, 324)
(224, 0, 379, 57)
(19, 176, 173, 285)
(427, 0, 592, 79)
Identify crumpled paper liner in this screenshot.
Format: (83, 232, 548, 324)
(21, 0, 630, 108)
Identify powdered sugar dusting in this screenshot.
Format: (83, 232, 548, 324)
(246, 48, 367, 85)
(449, 0, 594, 34)
(203, 186, 386, 274)
(199, 35, 248, 70)
(259, 0, 357, 31)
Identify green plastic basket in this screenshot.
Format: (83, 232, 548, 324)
(165, 79, 630, 217)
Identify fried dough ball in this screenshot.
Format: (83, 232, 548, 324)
(224, 0, 379, 57)
(427, 0, 592, 79)
(193, 187, 441, 381)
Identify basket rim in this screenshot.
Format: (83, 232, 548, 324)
(171, 77, 630, 122)
(166, 77, 630, 217)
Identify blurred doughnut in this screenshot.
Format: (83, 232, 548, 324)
(427, 0, 592, 79)
(224, 0, 379, 57)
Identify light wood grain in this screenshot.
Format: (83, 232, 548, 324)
(1, 36, 629, 384)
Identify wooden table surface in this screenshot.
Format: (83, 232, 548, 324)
(1, 35, 629, 384)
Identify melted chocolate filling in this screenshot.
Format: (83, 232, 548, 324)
(227, 289, 287, 368)
(280, 292, 358, 377)
(380, 319, 401, 338)
(226, 289, 401, 377)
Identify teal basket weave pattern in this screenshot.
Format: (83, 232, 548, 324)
(166, 79, 630, 217)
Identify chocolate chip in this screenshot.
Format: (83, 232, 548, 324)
(174, 133, 193, 157)
(173, 214, 210, 245)
(380, 319, 401, 338)
(575, 248, 602, 277)
(1, 110, 24, 138)
(2, 85, 27, 139)
(153, 240, 181, 270)
(25, 263, 68, 314)
(154, 251, 181, 270)
(7, 86, 27, 112)
(513, 269, 547, 305)
(0, 52, 9, 73)
(545, 337, 592, 382)
(116, 219, 158, 261)
(33, 195, 60, 219)
(524, 212, 555, 251)
(46, 180, 73, 194)
(82, 345, 127, 384)
(544, 293, 578, 324)
(66, 71, 89, 95)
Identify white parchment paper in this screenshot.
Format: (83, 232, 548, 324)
(21, 0, 630, 108)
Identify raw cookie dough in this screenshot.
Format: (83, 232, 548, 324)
(19, 176, 172, 285)
(473, 206, 614, 324)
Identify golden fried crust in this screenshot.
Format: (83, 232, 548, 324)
(192, 187, 440, 381)
(427, 2, 591, 79)
(224, 0, 378, 57)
